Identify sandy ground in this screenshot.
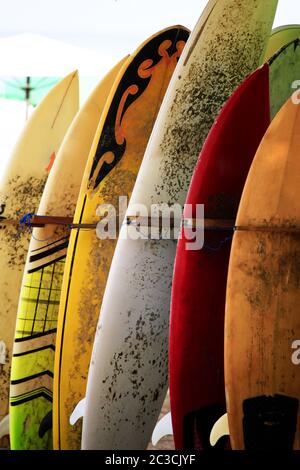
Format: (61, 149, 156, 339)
(147, 389, 174, 451)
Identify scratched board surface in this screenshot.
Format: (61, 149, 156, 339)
(82, 0, 278, 450)
(0, 72, 78, 449)
(9, 59, 126, 450)
(53, 25, 190, 450)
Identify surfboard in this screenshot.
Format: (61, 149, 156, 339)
(169, 38, 300, 451)
(53, 25, 190, 450)
(265, 24, 300, 61)
(82, 0, 278, 450)
(269, 39, 300, 119)
(8, 57, 127, 450)
(0, 72, 78, 447)
(224, 94, 300, 450)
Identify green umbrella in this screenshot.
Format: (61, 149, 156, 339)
(0, 76, 60, 118)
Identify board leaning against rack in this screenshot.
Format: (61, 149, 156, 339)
(0, 72, 78, 446)
(225, 87, 300, 450)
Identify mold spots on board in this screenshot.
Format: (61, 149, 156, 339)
(0, 175, 47, 269)
(156, 1, 272, 207)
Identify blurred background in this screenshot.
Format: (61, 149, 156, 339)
(0, 0, 297, 179)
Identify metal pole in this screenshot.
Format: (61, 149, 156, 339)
(25, 76, 30, 120)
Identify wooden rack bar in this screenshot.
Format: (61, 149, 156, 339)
(2, 214, 300, 234)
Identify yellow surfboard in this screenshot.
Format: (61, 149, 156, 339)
(9, 58, 127, 450)
(53, 26, 190, 450)
(0, 72, 78, 447)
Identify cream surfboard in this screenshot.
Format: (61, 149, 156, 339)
(82, 0, 278, 450)
(0, 72, 78, 447)
(53, 26, 190, 450)
(9, 58, 127, 450)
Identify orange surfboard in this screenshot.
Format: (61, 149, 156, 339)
(225, 95, 300, 449)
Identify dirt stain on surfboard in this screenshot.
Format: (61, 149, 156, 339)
(157, 3, 272, 207)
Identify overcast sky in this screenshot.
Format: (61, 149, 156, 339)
(0, 0, 298, 59)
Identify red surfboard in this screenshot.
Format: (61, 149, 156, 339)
(169, 64, 270, 450)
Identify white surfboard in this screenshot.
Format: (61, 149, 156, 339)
(82, 0, 278, 450)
